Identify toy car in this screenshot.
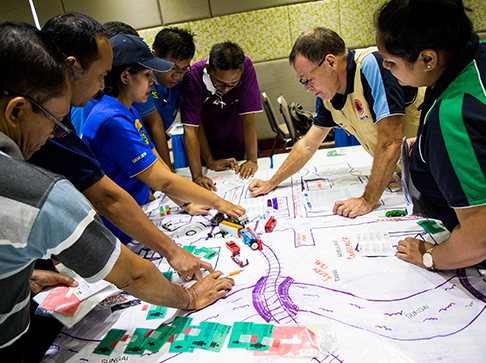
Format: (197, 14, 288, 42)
(240, 227, 262, 250)
(219, 220, 244, 238)
(385, 210, 407, 217)
(264, 216, 277, 232)
(232, 255, 249, 268)
(162, 221, 176, 232)
(226, 241, 240, 255)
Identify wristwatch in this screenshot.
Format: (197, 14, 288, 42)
(422, 247, 436, 270)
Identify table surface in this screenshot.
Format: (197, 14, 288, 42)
(42, 146, 486, 363)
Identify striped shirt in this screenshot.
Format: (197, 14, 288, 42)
(0, 132, 120, 349)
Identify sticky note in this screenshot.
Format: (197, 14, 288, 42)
(227, 322, 253, 349)
(141, 324, 175, 353)
(124, 328, 151, 355)
(188, 321, 219, 349)
(248, 324, 274, 351)
(207, 324, 232, 352)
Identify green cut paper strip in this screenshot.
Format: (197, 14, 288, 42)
(183, 245, 196, 253)
(93, 329, 126, 356)
(248, 324, 274, 351)
(141, 324, 175, 353)
(124, 328, 151, 355)
(207, 324, 232, 352)
(417, 220, 446, 234)
(227, 322, 253, 349)
(162, 271, 172, 281)
(188, 321, 219, 349)
(194, 246, 219, 260)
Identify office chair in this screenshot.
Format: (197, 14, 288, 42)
(277, 94, 299, 145)
(261, 92, 292, 157)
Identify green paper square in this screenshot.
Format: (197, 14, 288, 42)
(248, 324, 274, 351)
(183, 245, 196, 253)
(162, 271, 173, 281)
(188, 321, 219, 349)
(146, 305, 167, 320)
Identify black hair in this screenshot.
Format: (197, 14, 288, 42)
(103, 64, 145, 97)
(103, 21, 138, 38)
(208, 42, 245, 72)
(289, 27, 346, 65)
(41, 12, 108, 70)
(375, 0, 473, 64)
(0, 21, 69, 106)
(152, 27, 196, 61)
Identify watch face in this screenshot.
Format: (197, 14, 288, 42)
(423, 252, 433, 268)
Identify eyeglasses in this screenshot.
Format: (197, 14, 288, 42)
(2, 89, 71, 138)
(212, 79, 240, 91)
(299, 57, 326, 87)
(168, 65, 191, 77)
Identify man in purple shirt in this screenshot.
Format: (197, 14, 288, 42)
(180, 42, 262, 190)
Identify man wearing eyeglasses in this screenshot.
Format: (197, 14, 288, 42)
(249, 27, 424, 219)
(180, 41, 262, 191)
(133, 27, 196, 168)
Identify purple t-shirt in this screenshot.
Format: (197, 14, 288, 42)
(180, 56, 262, 160)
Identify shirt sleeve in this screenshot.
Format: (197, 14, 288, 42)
(313, 99, 338, 128)
(180, 69, 204, 127)
(360, 52, 406, 123)
(93, 114, 157, 178)
(28, 179, 120, 283)
(238, 58, 263, 115)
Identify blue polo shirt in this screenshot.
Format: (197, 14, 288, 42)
(314, 50, 418, 127)
(132, 81, 181, 131)
(82, 95, 158, 243)
(29, 112, 104, 192)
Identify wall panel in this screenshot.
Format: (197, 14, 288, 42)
(33, 0, 64, 26)
(0, 0, 34, 25)
(62, 0, 162, 29)
(158, 0, 210, 24)
(210, 0, 306, 17)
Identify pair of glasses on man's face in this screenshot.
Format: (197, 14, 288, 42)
(212, 79, 240, 91)
(299, 57, 326, 87)
(3, 89, 71, 138)
(168, 65, 191, 77)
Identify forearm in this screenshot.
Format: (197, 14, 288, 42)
(241, 113, 258, 162)
(84, 177, 180, 260)
(184, 125, 204, 179)
(197, 122, 215, 164)
(151, 128, 172, 168)
(106, 246, 190, 309)
(362, 139, 401, 205)
(270, 137, 319, 187)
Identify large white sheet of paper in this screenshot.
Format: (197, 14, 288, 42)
(42, 147, 486, 363)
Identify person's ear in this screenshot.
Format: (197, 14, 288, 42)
(120, 69, 130, 85)
(152, 49, 158, 58)
(420, 49, 437, 71)
(67, 56, 84, 77)
(4, 97, 29, 128)
(326, 54, 337, 68)
(205, 63, 211, 74)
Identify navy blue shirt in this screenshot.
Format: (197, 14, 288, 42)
(29, 112, 104, 193)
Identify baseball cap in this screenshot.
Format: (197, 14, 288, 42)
(110, 34, 173, 72)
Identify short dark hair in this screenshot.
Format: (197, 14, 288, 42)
(41, 13, 108, 70)
(208, 42, 245, 72)
(103, 21, 138, 38)
(0, 21, 69, 106)
(103, 64, 145, 97)
(152, 27, 196, 61)
(375, 0, 473, 64)
(289, 27, 346, 65)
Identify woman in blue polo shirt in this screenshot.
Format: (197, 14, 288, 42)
(375, 0, 486, 270)
(83, 34, 245, 244)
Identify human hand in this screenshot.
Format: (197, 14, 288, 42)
(248, 179, 274, 198)
(170, 248, 214, 282)
(187, 271, 235, 310)
(30, 269, 79, 295)
(236, 160, 258, 179)
(185, 203, 212, 216)
(332, 197, 374, 218)
(213, 199, 246, 219)
(396, 238, 434, 268)
(193, 175, 217, 191)
(208, 158, 238, 171)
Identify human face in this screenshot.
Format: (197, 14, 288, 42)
(19, 93, 71, 160)
(153, 54, 191, 88)
(293, 54, 341, 101)
(127, 68, 154, 104)
(377, 35, 429, 88)
(70, 36, 113, 107)
(209, 68, 242, 95)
